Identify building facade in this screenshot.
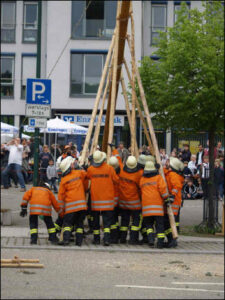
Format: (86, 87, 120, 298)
(2, 0, 218, 153)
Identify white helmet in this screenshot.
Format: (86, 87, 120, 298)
(60, 156, 75, 173)
(144, 161, 156, 172)
(78, 156, 88, 166)
(109, 156, 119, 168)
(102, 152, 107, 162)
(138, 154, 146, 166)
(169, 157, 181, 171)
(126, 156, 137, 169)
(93, 150, 104, 166)
(145, 155, 156, 163)
(44, 182, 51, 189)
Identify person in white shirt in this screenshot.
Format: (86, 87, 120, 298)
(2, 138, 26, 191)
(196, 144, 204, 171)
(188, 154, 197, 175)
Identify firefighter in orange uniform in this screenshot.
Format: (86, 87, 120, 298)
(87, 151, 119, 246)
(109, 143, 123, 168)
(164, 157, 184, 248)
(108, 156, 121, 243)
(20, 180, 63, 245)
(118, 156, 143, 244)
(139, 161, 169, 248)
(58, 156, 88, 246)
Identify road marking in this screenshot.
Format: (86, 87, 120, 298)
(172, 282, 224, 286)
(115, 285, 224, 293)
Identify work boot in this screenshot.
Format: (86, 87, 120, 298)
(49, 234, 59, 245)
(30, 239, 37, 245)
(75, 233, 83, 247)
(58, 240, 70, 246)
(156, 238, 164, 249)
(92, 236, 100, 245)
(141, 234, 148, 244)
(110, 229, 119, 244)
(103, 232, 110, 246)
(167, 239, 178, 248)
(147, 233, 155, 247)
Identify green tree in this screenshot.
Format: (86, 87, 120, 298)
(138, 1, 224, 230)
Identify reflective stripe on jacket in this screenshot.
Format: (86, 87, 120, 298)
(118, 169, 142, 210)
(139, 174, 168, 217)
(58, 169, 88, 215)
(87, 163, 119, 211)
(21, 187, 61, 216)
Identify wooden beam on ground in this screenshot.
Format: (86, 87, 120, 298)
(127, 16, 178, 239)
(1, 263, 44, 268)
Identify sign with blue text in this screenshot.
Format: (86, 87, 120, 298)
(26, 79, 51, 105)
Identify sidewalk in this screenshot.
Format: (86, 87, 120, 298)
(1, 225, 224, 254)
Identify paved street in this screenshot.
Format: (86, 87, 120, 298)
(1, 248, 224, 299)
(1, 186, 224, 299)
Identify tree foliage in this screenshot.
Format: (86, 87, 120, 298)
(139, 1, 224, 134)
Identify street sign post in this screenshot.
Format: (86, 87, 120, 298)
(28, 118, 47, 128)
(26, 79, 51, 118)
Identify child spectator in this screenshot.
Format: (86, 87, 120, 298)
(182, 178, 198, 200)
(183, 161, 192, 178)
(160, 148, 168, 166)
(46, 159, 58, 193)
(214, 159, 224, 201)
(39, 145, 53, 182)
(188, 154, 197, 176)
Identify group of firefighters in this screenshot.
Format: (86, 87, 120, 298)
(20, 145, 184, 249)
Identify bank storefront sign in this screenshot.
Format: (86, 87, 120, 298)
(61, 114, 124, 127)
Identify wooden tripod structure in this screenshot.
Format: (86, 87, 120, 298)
(80, 1, 178, 239)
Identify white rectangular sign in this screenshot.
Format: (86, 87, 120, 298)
(28, 118, 47, 128)
(61, 114, 125, 127)
(26, 104, 51, 118)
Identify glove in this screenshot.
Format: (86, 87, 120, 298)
(20, 207, 27, 217)
(165, 195, 175, 205)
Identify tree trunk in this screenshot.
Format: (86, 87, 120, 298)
(207, 128, 215, 229)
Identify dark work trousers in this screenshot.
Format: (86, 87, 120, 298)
(119, 209, 142, 243)
(92, 210, 114, 243)
(110, 206, 120, 243)
(86, 194, 93, 232)
(29, 215, 57, 242)
(63, 211, 86, 244)
(140, 217, 148, 241)
(144, 216, 165, 246)
(54, 215, 64, 233)
(164, 212, 180, 243)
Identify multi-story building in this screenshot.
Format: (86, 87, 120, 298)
(3, 1, 217, 153)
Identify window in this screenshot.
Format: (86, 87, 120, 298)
(70, 52, 106, 96)
(21, 55, 37, 99)
(1, 115, 14, 125)
(23, 2, 38, 43)
(151, 4, 167, 45)
(174, 1, 190, 24)
(1, 56, 15, 98)
(1, 2, 16, 43)
(71, 1, 117, 39)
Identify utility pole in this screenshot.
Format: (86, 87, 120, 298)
(33, 0, 42, 186)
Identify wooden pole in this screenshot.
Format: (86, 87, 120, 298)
(91, 67, 112, 154)
(107, 2, 121, 161)
(123, 58, 155, 155)
(120, 73, 139, 156)
(127, 17, 178, 239)
(1, 263, 44, 268)
(1, 259, 39, 263)
(80, 31, 116, 165)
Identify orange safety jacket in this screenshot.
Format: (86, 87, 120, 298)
(21, 187, 62, 217)
(87, 162, 119, 211)
(118, 169, 143, 210)
(139, 174, 169, 217)
(164, 169, 184, 216)
(58, 169, 88, 215)
(112, 149, 123, 169)
(113, 179, 120, 207)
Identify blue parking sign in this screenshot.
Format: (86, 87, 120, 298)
(26, 79, 51, 105)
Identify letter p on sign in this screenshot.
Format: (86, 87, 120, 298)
(32, 82, 46, 101)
